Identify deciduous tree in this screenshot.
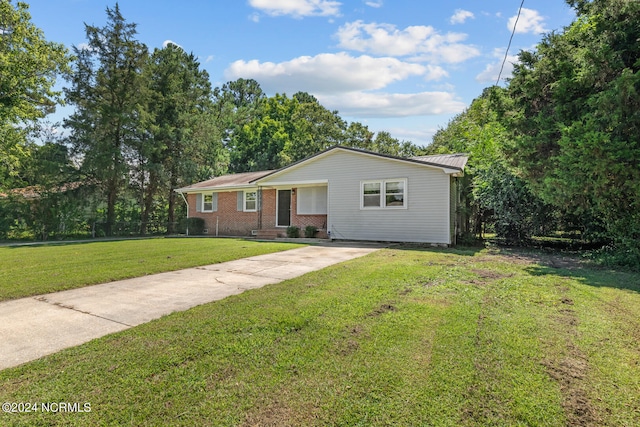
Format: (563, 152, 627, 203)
(0, 0, 70, 188)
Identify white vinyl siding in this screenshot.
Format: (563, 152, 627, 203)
(258, 150, 451, 244)
(297, 186, 328, 214)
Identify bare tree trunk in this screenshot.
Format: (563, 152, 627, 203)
(141, 171, 157, 235)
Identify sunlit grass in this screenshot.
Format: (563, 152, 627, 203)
(1, 246, 639, 426)
(0, 238, 301, 301)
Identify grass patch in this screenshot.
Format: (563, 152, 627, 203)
(1, 247, 639, 425)
(0, 238, 301, 301)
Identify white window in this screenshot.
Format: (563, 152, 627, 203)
(362, 182, 381, 208)
(244, 191, 257, 212)
(201, 193, 217, 212)
(361, 179, 406, 209)
(297, 186, 328, 214)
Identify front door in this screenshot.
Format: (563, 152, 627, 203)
(277, 190, 291, 227)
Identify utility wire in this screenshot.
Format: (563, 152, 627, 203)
(496, 0, 525, 85)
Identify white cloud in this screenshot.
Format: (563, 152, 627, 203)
(205, 55, 215, 63)
(365, 0, 383, 8)
(475, 48, 519, 84)
(76, 43, 93, 51)
(387, 126, 439, 146)
(318, 91, 466, 118)
(424, 65, 449, 81)
(163, 39, 184, 49)
(224, 52, 426, 94)
(335, 21, 480, 63)
(508, 8, 547, 34)
(450, 9, 474, 25)
(223, 52, 463, 119)
(248, 0, 341, 18)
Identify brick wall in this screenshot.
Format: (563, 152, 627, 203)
(186, 188, 327, 238)
(261, 189, 276, 229)
(187, 192, 259, 236)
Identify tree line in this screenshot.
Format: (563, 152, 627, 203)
(0, 2, 421, 239)
(426, 0, 640, 267)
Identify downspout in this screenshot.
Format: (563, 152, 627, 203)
(453, 176, 458, 246)
(178, 191, 189, 236)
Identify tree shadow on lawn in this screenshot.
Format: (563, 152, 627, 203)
(507, 247, 640, 294)
(388, 242, 485, 257)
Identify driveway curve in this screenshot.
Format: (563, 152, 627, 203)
(0, 243, 380, 370)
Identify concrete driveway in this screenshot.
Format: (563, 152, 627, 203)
(0, 243, 380, 370)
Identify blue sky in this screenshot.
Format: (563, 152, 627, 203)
(26, 0, 576, 146)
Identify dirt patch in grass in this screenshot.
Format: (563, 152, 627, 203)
(417, 278, 445, 288)
(542, 289, 599, 426)
(333, 324, 367, 356)
(242, 398, 317, 427)
(477, 249, 586, 271)
(470, 269, 514, 280)
(542, 349, 595, 426)
(423, 261, 457, 267)
(461, 269, 514, 287)
(368, 303, 397, 317)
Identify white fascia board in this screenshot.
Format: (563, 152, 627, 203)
(176, 184, 258, 193)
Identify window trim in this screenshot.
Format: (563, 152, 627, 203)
(360, 178, 407, 210)
(244, 190, 257, 212)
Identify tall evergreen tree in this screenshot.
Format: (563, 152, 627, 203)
(143, 43, 216, 233)
(64, 4, 147, 235)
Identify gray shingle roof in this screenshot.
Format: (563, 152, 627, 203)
(177, 170, 274, 192)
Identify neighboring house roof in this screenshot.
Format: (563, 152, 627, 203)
(176, 170, 274, 193)
(176, 146, 469, 193)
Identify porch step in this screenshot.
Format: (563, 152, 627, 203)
(255, 229, 286, 240)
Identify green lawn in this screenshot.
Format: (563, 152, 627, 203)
(0, 238, 301, 301)
(1, 246, 639, 426)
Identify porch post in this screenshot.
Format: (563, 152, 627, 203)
(257, 186, 263, 230)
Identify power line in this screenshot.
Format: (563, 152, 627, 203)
(496, 0, 525, 85)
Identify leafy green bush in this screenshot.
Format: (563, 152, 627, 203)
(180, 217, 205, 235)
(304, 225, 318, 238)
(286, 226, 300, 238)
